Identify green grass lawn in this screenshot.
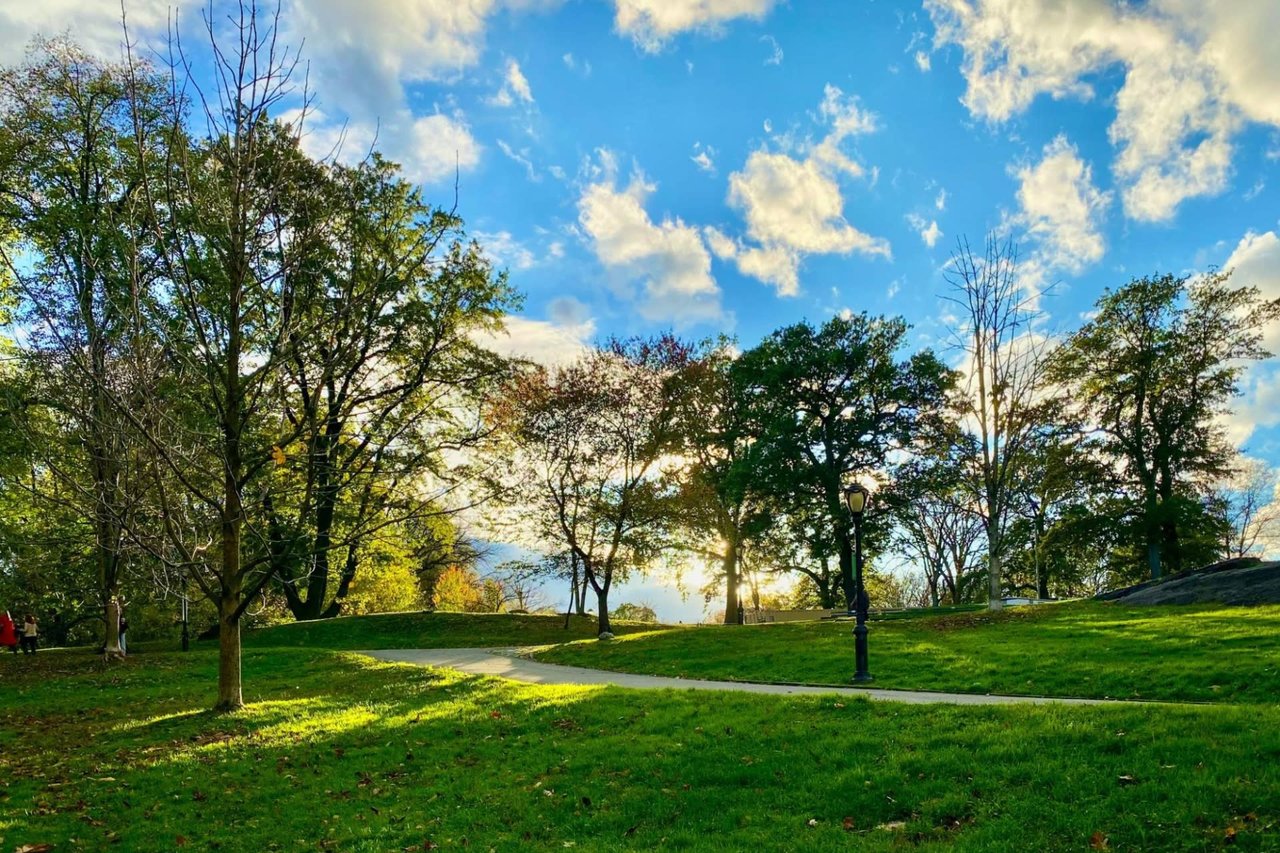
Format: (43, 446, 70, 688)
(534, 601, 1280, 703)
(3, 645, 1279, 852)
(243, 609, 653, 650)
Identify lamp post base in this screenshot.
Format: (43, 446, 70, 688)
(852, 620, 872, 683)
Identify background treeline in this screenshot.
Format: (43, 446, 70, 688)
(0, 10, 1278, 710)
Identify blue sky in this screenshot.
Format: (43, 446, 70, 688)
(8, 0, 1279, 620)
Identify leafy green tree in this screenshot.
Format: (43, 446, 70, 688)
(0, 39, 169, 656)
(1050, 271, 1280, 578)
(611, 601, 658, 623)
(432, 565, 483, 612)
(262, 155, 512, 621)
(731, 313, 954, 611)
(668, 340, 763, 623)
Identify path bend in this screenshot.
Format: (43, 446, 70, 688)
(360, 648, 1134, 706)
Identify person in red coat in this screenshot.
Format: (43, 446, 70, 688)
(0, 611, 17, 653)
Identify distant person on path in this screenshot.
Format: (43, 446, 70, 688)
(118, 610, 129, 655)
(0, 611, 16, 653)
(20, 614, 37, 654)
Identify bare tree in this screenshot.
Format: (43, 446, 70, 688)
(119, 3, 328, 710)
(894, 492, 984, 606)
(944, 235, 1053, 609)
(1217, 459, 1280, 559)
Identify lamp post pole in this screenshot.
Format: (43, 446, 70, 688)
(181, 594, 190, 652)
(844, 482, 873, 683)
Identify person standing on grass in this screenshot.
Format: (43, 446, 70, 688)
(0, 611, 16, 653)
(118, 609, 129, 656)
(20, 613, 37, 654)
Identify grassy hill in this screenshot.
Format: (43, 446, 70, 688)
(3, 646, 1278, 851)
(534, 601, 1280, 703)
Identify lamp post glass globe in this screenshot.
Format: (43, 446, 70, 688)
(844, 482, 869, 517)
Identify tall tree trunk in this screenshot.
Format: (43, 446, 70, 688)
(838, 534, 854, 611)
(215, 538, 243, 712)
(987, 534, 1003, 610)
(1144, 490, 1163, 579)
(103, 596, 122, 657)
(1161, 520, 1182, 576)
(320, 546, 359, 619)
(299, 479, 340, 620)
(721, 535, 739, 625)
(570, 552, 586, 615)
(218, 300, 245, 711)
(595, 586, 611, 636)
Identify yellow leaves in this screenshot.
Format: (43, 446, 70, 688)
(270, 445, 287, 466)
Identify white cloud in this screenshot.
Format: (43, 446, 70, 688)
(476, 230, 536, 270)
(730, 151, 882, 253)
(717, 86, 889, 296)
(691, 142, 716, 174)
(614, 0, 779, 52)
(1223, 365, 1280, 448)
(0, 0, 187, 64)
(1205, 230, 1280, 447)
(287, 0, 503, 119)
(578, 151, 721, 323)
(926, 0, 1280, 222)
(914, 50, 931, 72)
(489, 57, 534, 106)
(287, 108, 480, 186)
(498, 140, 539, 181)
(907, 214, 943, 248)
(761, 34, 783, 66)
(474, 311, 595, 367)
(935, 188, 948, 211)
(1224, 230, 1280, 354)
(1008, 135, 1111, 275)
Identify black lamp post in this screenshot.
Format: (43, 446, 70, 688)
(844, 482, 872, 683)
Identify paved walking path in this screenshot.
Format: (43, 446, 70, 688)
(360, 648, 1125, 706)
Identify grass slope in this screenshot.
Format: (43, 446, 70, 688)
(3, 648, 1278, 851)
(244, 610, 653, 650)
(534, 601, 1280, 703)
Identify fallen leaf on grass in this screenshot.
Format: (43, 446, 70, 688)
(1090, 830, 1109, 850)
(842, 817, 855, 832)
(1116, 775, 1138, 786)
(806, 818, 818, 827)
(877, 821, 906, 832)
(15, 845, 55, 853)
(1224, 825, 1238, 845)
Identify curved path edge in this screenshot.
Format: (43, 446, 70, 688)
(358, 648, 1137, 706)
